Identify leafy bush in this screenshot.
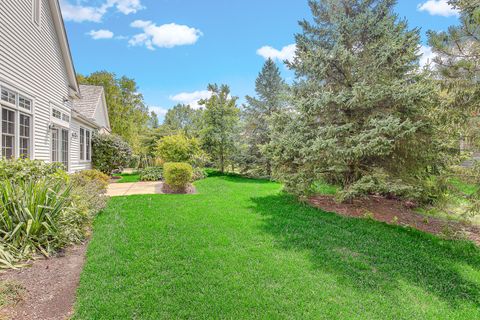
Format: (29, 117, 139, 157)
(192, 167, 206, 181)
(0, 158, 67, 183)
(71, 170, 110, 190)
(155, 134, 202, 164)
(0, 178, 87, 268)
(92, 134, 132, 175)
(139, 167, 163, 181)
(71, 170, 109, 217)
(164, 162, 193, 192)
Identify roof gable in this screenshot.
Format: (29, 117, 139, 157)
(73, 85, 111, 131)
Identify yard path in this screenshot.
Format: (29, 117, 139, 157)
(107, 181, 163, 196)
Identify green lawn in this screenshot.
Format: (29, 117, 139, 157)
(113, 172, 141, 183)
(74, 174, 480, 319)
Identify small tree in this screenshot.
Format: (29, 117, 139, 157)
(200, 84, 240, 173)
(92, 134, 132, 175)
(155, 133, 202, 164)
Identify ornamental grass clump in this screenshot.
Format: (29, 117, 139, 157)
(164, 162, 193, 193)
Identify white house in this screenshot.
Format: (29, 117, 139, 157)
(0, 0, 111, 172)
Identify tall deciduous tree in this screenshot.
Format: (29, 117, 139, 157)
(200, 84, 240, 173)
(78, 71, 149, 153)
(242, 58, 288, 177)
(270, 0, 438, 200)
(163, 104, 204, 137)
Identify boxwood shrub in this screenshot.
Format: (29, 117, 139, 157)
(164, 162, 193, 192)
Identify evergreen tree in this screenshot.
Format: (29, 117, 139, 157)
(271, 0, 437, 200)
(427, 0, 480, 152)
(200, 84, 240, 173)
(242, 58, 288, 177)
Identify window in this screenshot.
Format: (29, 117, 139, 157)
(19, 96, 32, 111)
(62, 113, 70, 122)
(1, 108, 15, 158)
(80, 128, 85, 161)
(86, 130, 91, 161)
(33, 0, 41, 26)
(1, 89, 16, 105)
(19, 114, 31, 158)
(79, 127, 92, 161)
(52, 109, 62, 120)
(51, 127, 69, 170)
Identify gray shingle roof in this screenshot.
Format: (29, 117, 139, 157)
(73, 85, 104, 119)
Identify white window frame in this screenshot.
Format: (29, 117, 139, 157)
(79, 126, 92, 162)
(49, 102, 70, 170)
(0, 82, 34, 159)
(33, 0, 41, 27)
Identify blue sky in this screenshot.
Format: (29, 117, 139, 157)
(60, 0, 459, 121)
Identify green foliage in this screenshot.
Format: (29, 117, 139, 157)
(71, 170, 109, 218)
(0, 179, 82, 268)
(71, 170, 110, 190)
(200, 84, 240, 173)
(92, 133, 132, 175)
(427, 0, 480, 156)
(270, 0, 439, 200)
(0, 158, 67, 183)
(78, 72, 150, 153)
(139, 167, 163, 181)
(163, 104, 204, 137)
(241, 58, 288, 177)
(155, 133, 202, 164)
(192, 167, 207, 181)
(164, 162, 193, 192)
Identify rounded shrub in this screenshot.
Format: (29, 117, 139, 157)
(92, 134, 132, 175)
(164, 162, 193, 192)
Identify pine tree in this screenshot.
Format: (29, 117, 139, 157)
(427, 0, 480, 152)
(200, 84, 240, 173)
(271, 0, 437, 200)
(242, 58, 288, 177)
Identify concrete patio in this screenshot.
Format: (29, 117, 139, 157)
(107, 181, 164, 196)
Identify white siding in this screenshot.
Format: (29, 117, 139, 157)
(70, 118, 94, 172)
(0, 0, 76, 170)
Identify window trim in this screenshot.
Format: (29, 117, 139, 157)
(33, 0, 41, 27)
(79, 126, 92, 163)
(0, 81, 35, 159)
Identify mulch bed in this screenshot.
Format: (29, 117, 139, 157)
(162, 183, 197, 194)
(307, 195, 480, 245)
(0, 243, 88, 320)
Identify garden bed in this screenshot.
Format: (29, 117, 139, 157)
(308, 195, 480, 245)
(0, 243, 88, 320)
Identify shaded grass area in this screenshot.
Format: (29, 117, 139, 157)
(75, 175, 480, 319)
(112, 172, 140, 183)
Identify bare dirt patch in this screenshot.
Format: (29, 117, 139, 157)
(0, 243, 88, 320)
(308, 195, 480, 245)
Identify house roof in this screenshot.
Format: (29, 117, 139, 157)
(73, 85, 104, 119)
(48, 0, 80, 97)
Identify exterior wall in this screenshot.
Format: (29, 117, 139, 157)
(0, 0, 73, 169)
(94, 98, 110, 131)
(70, 117, 94, 172)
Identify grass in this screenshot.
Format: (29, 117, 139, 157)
(113, 172, 140, 183)
(74, 175, 480, 319)
(0, 281, 23, 310)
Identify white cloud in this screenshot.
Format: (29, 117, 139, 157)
(129, 20, 202, 49)
(60, 0, 144, 23)
(417, 0, 459, 17)
(149, 106, 169, 117)
(169, 90, 212, 109)
(88, 29, 114, 40)
(257, 44, 296, 63)
(419, 45, 436, 68)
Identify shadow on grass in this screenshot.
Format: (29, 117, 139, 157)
(205, 170, 274, 184)
(250, 193, 480, 308)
